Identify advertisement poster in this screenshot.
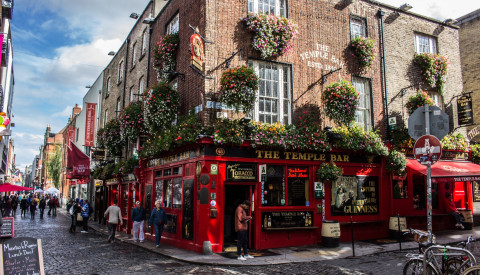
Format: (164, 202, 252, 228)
(331, 176, 378, 216)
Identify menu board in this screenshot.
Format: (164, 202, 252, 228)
(261, 211, 313, 229)
(1, 237, 44, 275)
(0, 218, 14, 238)
(473, 181, 480, 202)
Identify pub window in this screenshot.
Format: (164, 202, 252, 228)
(155, 180, 164, 205)
(132, 42, 137, 67)
(172, 177, 182, 208)
(139, 76, 145, 94)
(166, 13, 179, 34)
(352, 76, 372, 130)
(412, 174, 426, 210)
(287, 167, 309, 206)
(414, 33, 437, 54)
(103, 109, 108, 128)
(248, 0, 287, 17)
(155, 170, 163, 178)
(163, 179, 172, 208)
(262, 165, 285, 206)
(129, 86, 135, 103)
(249, 61, 292, 124)
(118, 60, 124, 83)
(116, 97, 121, 118)
(164, 169, 172, 177)
(141, 29, 148, 55)
(173, 166, 182, 175)
(106, 77, 111, 98)
(350, 16, 367, 39)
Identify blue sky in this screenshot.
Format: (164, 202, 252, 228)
(11, 0, 480, 172)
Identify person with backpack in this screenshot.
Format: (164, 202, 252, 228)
(20, 196, 28, 217)
(39, 196, 46, 219)
(81, 199, 90, 233)
(29, 196, 38, 219)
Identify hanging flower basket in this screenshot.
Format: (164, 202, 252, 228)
(472, 144, 480, 165)
(322, 79, 359, 126)
(96, 128, 105, 149)
(143, 81, 180, 134)
(153, 33, 180, 81)
(386, 149, 407, 177)
(350, 37, 376, 69)
(316, 162, 343, 182)
(405, 90, 434, 115)
(172, 111, 203, 146)
(244, 13, 299, 59)
(102, 119, 125, 157)
(219, 66, 259, 113)
(119, 101, 147, 144)
(413, 53, 448, 94)
(214, 118, 246, 145)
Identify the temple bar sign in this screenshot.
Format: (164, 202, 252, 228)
(457, 93, 473, 126)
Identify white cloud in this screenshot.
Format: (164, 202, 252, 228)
(380, 0, 480, 20)
(52, 106, 73, 117)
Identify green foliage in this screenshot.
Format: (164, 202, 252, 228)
(441, 133, 469, 151)
(153, 33, 179, 80)
(331, 124, 388, 156)
(102, 119, 125, 156)
(405, 90, 435, 115)
(46, 146, 62, 188)
(119, 101, 147, 143)
(323, 79, 359, 126)
(102, 163, 116, 179)
(386, 149, 407, 177)
(317, 162, 343, 182)
(414, 53, 448, 94)
(390, 125, 415, 149)
(350, 36, 376, 68)
(214, 118, 246, 146)
(143, 81, 180, 135)
(472, 144, 480, 164)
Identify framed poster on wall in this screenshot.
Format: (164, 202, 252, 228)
(331, 176, 379, 216)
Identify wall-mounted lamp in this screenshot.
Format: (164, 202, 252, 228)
(130, 13, 139, 19)
(444, 19, 458, 25)
(108, 51, 116, 56)
(172, 71, 186, 81)
(85, 85, 92, 89)
(399, 3, 413, 11)
(142, 17, 155, 25)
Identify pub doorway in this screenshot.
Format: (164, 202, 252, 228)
(224, 184, 254, 252)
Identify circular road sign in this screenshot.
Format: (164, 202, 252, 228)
(413, 135, 442, 166)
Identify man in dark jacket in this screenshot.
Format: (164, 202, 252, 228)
(29, 196, 37, 219)
(131, 201, 146, 242)
(20, 196, 28, 217)
(148, 200, 167, 247)
(39, 196, 46, 219)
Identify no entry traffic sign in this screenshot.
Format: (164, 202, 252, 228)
(414, 135, 442, 165)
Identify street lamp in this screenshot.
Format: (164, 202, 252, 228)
(108, 51, 116, 56)
(130, 13, 139, 19)
(399, 3, 413, 11)
(142, 17, 155, 25)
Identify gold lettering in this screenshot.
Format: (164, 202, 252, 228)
(331, 155, 337, 162)
(285, 152, 292, 160)
(299, 153, 307, 160)
(256, 150, 264, 158)
(343, 155, 349, 162)
(292, 152, 299, 160)
(265, 151, 273, 159)
(273, 151, 280, 159)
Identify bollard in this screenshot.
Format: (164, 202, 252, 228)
(202, 241, 213, 255)
(397, 214, 402, 251)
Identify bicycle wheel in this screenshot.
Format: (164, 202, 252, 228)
(403, 259, 439, 275)
(461, 265, 480, 275)
(446, 257, 475, 275)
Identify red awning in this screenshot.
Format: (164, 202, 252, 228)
(407, 159, 480, 183)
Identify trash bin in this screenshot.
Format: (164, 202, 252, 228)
(322, 220, 340, 248)
(459, 210, 473, 230)
(389, 216, 407, 240)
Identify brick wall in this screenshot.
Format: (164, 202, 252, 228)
(458, 14, 480, 142)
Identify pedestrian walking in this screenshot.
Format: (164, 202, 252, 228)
(20, 196, 28, 217)
(132, 201, 146, 243)
(11, 195, 18, 217)
(70, 198, 81, 233)
(148, 200, 167, 247)
(66, 196, 73, 213)
(30, 196, 38, 219)
(81, 199, 90, 233)
(104, 199, 122, 243)
(47, 195, 53, 216)
(39, 196, 46, 219)
(4, 196, 11, 217)
(235, 200, 254, 260)
(52, 195, 58, 216)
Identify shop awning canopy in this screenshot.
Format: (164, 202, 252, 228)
(407, 159, 480, 183)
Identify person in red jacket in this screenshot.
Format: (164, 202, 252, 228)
(445, 193, 464, 229)
(235, 200, 253, 261)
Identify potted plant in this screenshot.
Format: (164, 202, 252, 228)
(350, 37, 376, 69)
(218, 66, 259, 113)
(386, 149, 407, 177)
(153, 33, 180, 81)
(317, 162, 343, 182)
(143, 81, 179, 134)
(119, 101, 147, 144)
(244, 13, 299, 59)
(405, 90, 434, 115)
(413, 53, 448, 94)
(322, 79, 359, 126)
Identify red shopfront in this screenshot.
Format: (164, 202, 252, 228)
(106, 174, 141, 234)
(142, 142, 391, 253)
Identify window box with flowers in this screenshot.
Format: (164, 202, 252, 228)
(153, 33, 179, 81)
(143, 81, 179, 134)
(101, 119, 125, 157)
(472, 144, 480, 165)
(386, 149, 407, 177)
(331, 124, 388, 156)
(316, 162, 343, 183)
(413, 53, 448, 95)
(244, 13, 299, 59)
(322, 79, 359, 126)
(441, 133, 469, 151)
(119, 101, 147, 144)
(350, 37, 376, 69)
(218, 66, 259, 113)
(405, 90, 434, 115)
(214, 118, 247, 146)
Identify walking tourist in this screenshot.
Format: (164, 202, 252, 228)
(70, 198, 81, 233)
(81, 199, 90, 233)
(39, 196, 46, 219)
(149, 200, 167, 247)
(20, 196, 28, 217)
(30, 196, 38, 219)
(104, 199, 122, 243)
(132, 201, 146, 243)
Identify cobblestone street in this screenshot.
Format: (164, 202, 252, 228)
(5, 209, 425, 274)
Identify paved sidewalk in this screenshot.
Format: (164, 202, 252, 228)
(85, 211, 480, 267)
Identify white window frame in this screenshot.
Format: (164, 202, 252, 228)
(129, 86, 135, 103)
(118, 60, 124, 83)
(350, 16, 367, 39)
(352, 76, 372, 131)
(166, 13, 179, 34)
(429, 91, 444, 109)
(104, 109, 108, 128)
(248, 0, 286, 17)
(132, 42, 137, 67)
(142, 29, 148, 55)
(415, 33, 437, 54)
(106, 77, 111, 97)
(139, 76, 145, 95)
(248, 60, 292, 125)
(116, 97, 121, 118)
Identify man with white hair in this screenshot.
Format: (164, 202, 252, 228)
(148, 200, 167, 247)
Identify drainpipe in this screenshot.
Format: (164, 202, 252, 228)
(146, 26, 152, 88)
(123, 38, 130, 109)
(377, 9, 390, 141)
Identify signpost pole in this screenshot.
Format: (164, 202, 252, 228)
(425, 104, 433, 243)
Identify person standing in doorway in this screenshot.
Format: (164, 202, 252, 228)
(235, 200, 254, 261)
(445, 193, 465, 229)
(81, 199, 90, 233)
(148, 200, 167, 247)
(104, 199, 122, 243)
(132, 201, 146, 243)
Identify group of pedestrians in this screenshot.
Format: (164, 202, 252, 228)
(69, 198, 92, 233)
(1, 193, 59, 219)
(0, 194, 18, 217)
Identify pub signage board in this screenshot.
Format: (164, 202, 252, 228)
(457, 93, 474, 126)
(1, 237, 45, 275)
(261, 211, 313, 229)
(226, 163, 257, 182)
(473, 181, 480, 202)
(331, 176, 379, 216)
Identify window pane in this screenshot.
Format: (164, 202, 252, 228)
(265, 100, 271, 112)
(260, 81, 265, 96)
(155, 180, 163, 205)
(248, 0, 254, 13)
(266, 115, 271, 123)
(272, 115, 278, 123)
(260, 114, 265, 122)
(259, 98, 265, 112)
(163, 179, 172, 208)
(287, 167, 309, 206)
(164, 169, 172, 176)
(266, 81, 271, 96)
(272, 100, 277, 113)
(280, 0, 286, 17)
(173, 166, 182, 175)
(262, 165, 284, 206)
(172, 177, 182, 208)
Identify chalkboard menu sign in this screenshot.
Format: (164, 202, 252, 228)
(0, 217, 14, 238)
(1, 237, 44, 275)
(226, 163, 257, 182)
(473, 181, 480, 202)
(261, 211, 313, 229)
